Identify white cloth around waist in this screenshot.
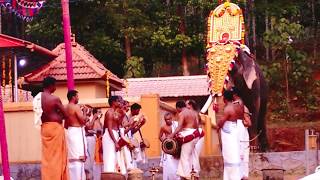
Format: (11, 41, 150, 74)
(178, 128, 197, 137)
(222, 121, 238, 134)
(67, 127, 87, 160)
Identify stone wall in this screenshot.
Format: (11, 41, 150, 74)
(2, 151, 319, 179)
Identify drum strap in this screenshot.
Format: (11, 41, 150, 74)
(176, 128, 204, 144)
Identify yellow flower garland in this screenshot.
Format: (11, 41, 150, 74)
(105, 70, 110, 98)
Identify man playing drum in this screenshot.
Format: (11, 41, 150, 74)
(159, 112, 179, 180)
(168, 100, 202, 180)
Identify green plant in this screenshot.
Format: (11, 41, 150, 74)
(124, 56, 145, 78)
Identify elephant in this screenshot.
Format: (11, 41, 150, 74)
(229, 48, 269, 151)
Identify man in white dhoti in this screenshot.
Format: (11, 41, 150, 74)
(168, 101, 202, 180)
(186, 99, 205, 157)
(238, 107, 251, 180)
(120, 100, 136, 171)
(102, 96, 128, 175)
(84, 108, 103, 180)
(125, 103, 148, 166)
(232, 87, 252, 180)
(159, 112, 179, 180)
(65, 90, 88, 180)
(217, 90, 241, 180)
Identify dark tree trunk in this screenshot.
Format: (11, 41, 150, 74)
(177, 4, 190, 76)
(123, 0, 132, 60)
(265, 6, 270, 61)
(251, 0, 257, 56)
(244, 0, 251, 47)
(125, 35, 132, 59)
(311, 0, 317, 60)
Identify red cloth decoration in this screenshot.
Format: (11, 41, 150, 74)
(0, 0, 45, 21)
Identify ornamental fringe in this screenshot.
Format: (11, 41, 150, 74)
(0, 0, 45, 21)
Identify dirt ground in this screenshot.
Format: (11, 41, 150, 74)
(266, 121, 320, 152)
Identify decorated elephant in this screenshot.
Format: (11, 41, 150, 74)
(229, 48, 269, 151)
(202, 2, 269, 151)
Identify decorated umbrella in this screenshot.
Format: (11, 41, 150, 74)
(0, 0, 75, 179)
(0, 0, 45, 21)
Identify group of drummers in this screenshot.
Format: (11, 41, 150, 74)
(79, 96, 150, 180)
(35, 76, 253, 180)
(35, 76, 205, 180)
(79, 96, 205, 180)
(159, 100, 205, 180)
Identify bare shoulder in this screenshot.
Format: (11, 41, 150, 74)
(51, 95, 62, 104)
(105, 109, 114, 118)
(224, 104, 233, 113)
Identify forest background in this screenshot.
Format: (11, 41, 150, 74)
(0, 0, 319, 126)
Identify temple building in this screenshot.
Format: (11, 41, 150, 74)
(23, 36, 124, 100)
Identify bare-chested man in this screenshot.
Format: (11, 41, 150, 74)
(231, 87, 252, 180)
(102, 96, 128, 174)
(37, 76, 69, 180)
(65, 90, 88, 180)
(168, 100, 201, 180)
(186, 99, 205, 159)
(84, 107, 103, 180)
(125, 103, 148, 166)
(159, 112, 179, 180)
(217, 90, 241, 180)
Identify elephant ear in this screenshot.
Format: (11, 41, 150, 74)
(238, 49, 257, 89)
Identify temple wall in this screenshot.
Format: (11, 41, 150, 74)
(54, 81, 106, 100)
(2, 94, 216, 163)
(3, 151, 317, 179)
(2, 103, 41, 163)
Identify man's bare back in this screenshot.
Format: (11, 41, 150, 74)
(65, 103, 86, 127)
(41, 92, 65, 123)
(179, 108, 199, 129)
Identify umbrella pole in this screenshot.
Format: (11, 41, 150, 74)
(0, 87, 10, 180)
(61, 0, 75, 90)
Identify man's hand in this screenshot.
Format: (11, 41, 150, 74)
(115, 142, 121, 152)
(167, 133, 174, 139)
(212, 124, 219, 130)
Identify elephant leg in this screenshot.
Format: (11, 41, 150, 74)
(257, 97, 268, 151)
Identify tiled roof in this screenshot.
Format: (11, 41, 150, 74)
(24, 42, 123, 87)
(114, 75, 210, 97)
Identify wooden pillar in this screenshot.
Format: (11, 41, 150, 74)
(208, 97, 223, 156)
(140, 94, 161, 157)
(201, 114, 213, 156)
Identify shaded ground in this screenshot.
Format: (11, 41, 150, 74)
(267, 117, 320, 152)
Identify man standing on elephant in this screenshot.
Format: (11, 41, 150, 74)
(216, 90, 241, 180)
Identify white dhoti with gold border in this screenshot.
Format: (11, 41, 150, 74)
(237, 119, 250, 179)
(221, 121, 241, 180)
(176, 128, 200, 179)
(102, 128, 128, 175)
(67, 127, 87, 180)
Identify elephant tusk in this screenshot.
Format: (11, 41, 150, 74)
(200, 95, 213, 113)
